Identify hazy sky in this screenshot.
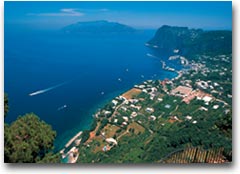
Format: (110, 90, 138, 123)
(5, 1, 232, 30)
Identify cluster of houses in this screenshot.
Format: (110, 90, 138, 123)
(92, 53, 232, 154)
(63, 53, 232, 161)
(168, 53, 232, 107)
(93, 80, 166, 144)
(170, 85, 214, 105)
(134, 80, 158, 97)
(189, 55, 231, 97)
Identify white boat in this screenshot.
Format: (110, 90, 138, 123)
(29, 90, 45, 96)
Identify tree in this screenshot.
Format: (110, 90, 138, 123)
(81, 130, 90, 143)
(4, 93, 9, 117)
(90, 118, 97, 131)
(101, 118, 108, 128)
(37, 153, 61, 163)
(4, 113, 56, 163)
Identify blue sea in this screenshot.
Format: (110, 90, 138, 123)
(4, 29, 180, 151)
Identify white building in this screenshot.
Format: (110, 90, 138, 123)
(145, 107, 154, 113)
(106, 138, 118, 145)
(202, 96, 212, 103)
(122, 116, 129, 122)
(112, 100, 118, 106)
(149, 115, 156, 121)
(131, 112, 138, 117)
(185, 116, 192, 120)
(213, 105, 219, 109)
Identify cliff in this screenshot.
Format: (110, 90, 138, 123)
(147, 25, 232, 56)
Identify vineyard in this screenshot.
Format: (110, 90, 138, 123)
(161, 146, 230, 163)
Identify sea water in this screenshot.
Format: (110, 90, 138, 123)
(4, 29, 180, 150)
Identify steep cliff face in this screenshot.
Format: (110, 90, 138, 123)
(147, 25, 232, 56)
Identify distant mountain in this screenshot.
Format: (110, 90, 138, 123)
(147, 25, 232, 56)
(62, 20, 136, 35)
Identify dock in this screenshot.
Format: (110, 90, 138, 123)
(65, 131, 83, 148)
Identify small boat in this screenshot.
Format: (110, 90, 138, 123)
(58, 105, 67, 111)
(29, 90, 45, 96)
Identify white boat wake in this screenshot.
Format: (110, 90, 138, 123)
(146, 53, 158, 58)
(57, 105, 67, 111)
(29, 82, 67, 96)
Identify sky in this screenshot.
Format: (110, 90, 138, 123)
(4, 1, 232, 30)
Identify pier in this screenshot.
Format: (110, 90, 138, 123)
(65, 131, 82, 148)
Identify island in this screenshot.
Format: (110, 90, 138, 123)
(61, 20, 136, 35)
(60, 26, 232, 163)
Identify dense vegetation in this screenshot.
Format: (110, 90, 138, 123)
(4, 93, 9, 117)
(77, 89, 231, 163)
(4, 95, 60, 163)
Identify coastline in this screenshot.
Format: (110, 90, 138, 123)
(60, 67, 182, 163)
(64, 51, 232, 163)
